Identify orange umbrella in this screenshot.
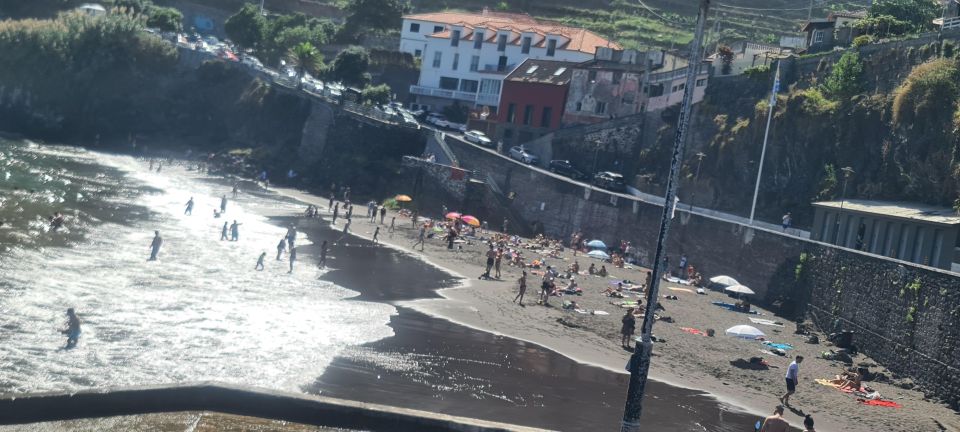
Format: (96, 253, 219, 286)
(461, 215, 480, 227)
(395, 194, 413, 202)
(445, 212, 462, 220)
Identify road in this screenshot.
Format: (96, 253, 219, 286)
(432, 126, 810, 239)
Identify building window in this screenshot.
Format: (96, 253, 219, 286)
(497, 55, 507, 72)
(434, 25, 444, 33)
(696, 78, 707, 87)
(541, 106, 552, 127)
(575, 102, 582, 111)
(521, 36, 531, 54)
(497, 34, 507, 52)
(451, 30, 461, 47)
(588, 70, 597, 82)
(649, 84, 664, 97)
(813, 30, 824, 44)
(507, 103, 516, 123)
(439, 77, 459, 90)
(432, 51, 442, 68)
(479, 78, 501, 95)
(612, 71, 623, 84)
(672, 83, 685, 92)
(546, 39, 557, 56)
(622, 92, 635, 104)
(459, 79, 478, 93)
(595, 102, 606, 114)
(409, 23, 420, 33)
(414, 49, 422, 57)
(474, 31, 484, 49)
(523, 105, 534, 125)
(470, 55, 480, 72)
(452, 53, 459, 70)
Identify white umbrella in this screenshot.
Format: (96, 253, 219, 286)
(725, 325, 765, 339)
(709, 275, 739, 286)
(587, 250, 610, 260)
(724, 284, 755, 296)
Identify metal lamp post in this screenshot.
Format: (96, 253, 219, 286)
(620, 1, 710, 430)
(689, 152, 706, 210)
(832, 166, 855, 246)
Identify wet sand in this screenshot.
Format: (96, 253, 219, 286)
(286, 218, 759, 431)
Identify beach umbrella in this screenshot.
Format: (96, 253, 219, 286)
(445, 212, 462, 220)
(395, 194, 413, 202)
(725, 325, 765, 339)
(724, 285, 755, 296)
(586, 240, 607, 249)
(587, 250, 610, 260)
(709, 275, 739, 286)
(461, 215, 481, 227)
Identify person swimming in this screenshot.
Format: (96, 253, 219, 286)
(61, 308, 81, 348)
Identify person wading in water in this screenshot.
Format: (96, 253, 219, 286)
(61, 308, 81, 349)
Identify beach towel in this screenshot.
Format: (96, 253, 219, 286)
(681, 327, 706, 336)
(762, 341, 794, 351)
(664, 276, 692, 285)
(592, 310, 610, 315)
(859, 399, 902, 408)
(750, 317, 785, 327)
(614, 300, 639, 308)
(711, 301, 737, 310)
(668, 287, 693, 293)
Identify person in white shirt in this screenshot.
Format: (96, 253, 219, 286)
(780, 355, 804, 406)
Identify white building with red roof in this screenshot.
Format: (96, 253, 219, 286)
(400, 8, 619, 112)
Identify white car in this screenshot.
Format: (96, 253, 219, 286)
(464, 130, 492, 147)
(426, 113, 449, 128)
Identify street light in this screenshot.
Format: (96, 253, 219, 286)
(689, 152, 706, 210)
(832, 166, 855, 246)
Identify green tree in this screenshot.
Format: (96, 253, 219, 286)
(361, 83, 392, 105)
(225, 4, 267, 49)
(114, 0, 152, 15)
(869, 0, 940, 32)
(145, 6, 183, 32)
(330, 46, 370, 87)
(287, 42, 323, 89)
(343, 0, 407, 33)
(821, 52, 863, 99)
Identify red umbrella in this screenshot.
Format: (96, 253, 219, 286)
(445, 212, 462, 220)
(461, 215, 480, 227)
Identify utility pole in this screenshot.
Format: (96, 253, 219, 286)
(832, 167, 855, 246)
(620, 1, 710, 430)
(748, 60, 780, 224)
(808, 0, 814, 21)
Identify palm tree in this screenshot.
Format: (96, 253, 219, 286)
(287, 42, 323, 89)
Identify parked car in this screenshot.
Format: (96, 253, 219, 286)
(593, 171, 627, 192)
(464, 130, 493, 147)
(400, 113, 420, 127)
(548, 160, 584, 179)
(425, 113, 450, 128)
(509, 146, 539, 164)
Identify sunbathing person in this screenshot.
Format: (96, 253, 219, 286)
(597, 265, 608, 277)
(588, 263, 597, 275)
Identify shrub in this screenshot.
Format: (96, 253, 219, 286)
(852, 35, 873, 47)
(821, 52, 863, 99)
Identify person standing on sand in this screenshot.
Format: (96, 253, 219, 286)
(494, 247, 503, 279)
(621, 308, 636, 348)
(184, 197, 194, 215)
(255, 252, 266, 270)
(288, 247, 297, 273)
(412, 225, 426, 251)
(513, 271, 527, 305)
(372, 227, 380, 244)
(328, 193, 335, 211)
(230, 220, 241, 241)
(332, 203, 340, 225)
(759, 405, 789, 432)
(389, 217, 395, 234)
(220, 222, 229, 241)
(346, 204, 353, 220)
(411, 211, 418, 228)
(379, 206, 387, 224)
(220, 195, 228, 213)
(480, 244, 495, 279)
(232, 184, 239, 199)
(276, 238, 286, 260)
(781, 355, 803, 406)
(538, 266, 554, 306)
(318, 240, 328, 269)
(148, 231, 163, 261)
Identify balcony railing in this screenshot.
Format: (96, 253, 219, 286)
(935, 16, 960, 30)
(410, 85, 488, 103)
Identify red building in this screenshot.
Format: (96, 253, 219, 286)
(495, 59, 575, 145)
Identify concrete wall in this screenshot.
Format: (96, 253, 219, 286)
(0, 382, 544, 432)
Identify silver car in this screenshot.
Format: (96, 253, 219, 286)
(509, 146, 539, 164)
(464, 130, 492, 147)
